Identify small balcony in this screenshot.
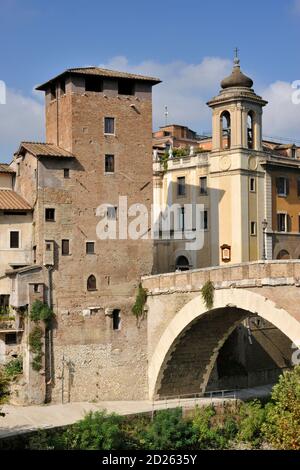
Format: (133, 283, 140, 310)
(0, 308, 24, 332)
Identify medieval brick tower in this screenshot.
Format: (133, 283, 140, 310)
(11, 67, 160, 403)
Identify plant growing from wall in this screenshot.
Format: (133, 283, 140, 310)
(30, 300, 54, 325)
(29, 326, 43, 372)
(132, 283, 148, 321)
(4, 357, 23, 379)
(201, 280, 214, 310)
(161, 152, 169, 172)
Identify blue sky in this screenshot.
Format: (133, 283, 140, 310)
(0, 0, 300, 161)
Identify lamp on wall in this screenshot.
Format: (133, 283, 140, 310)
(221, 244, 231, 262)
(262, 219, 268, 261)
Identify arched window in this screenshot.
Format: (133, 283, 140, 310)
(276, 250, 290, 260)
(220, 111, 231, 149)
(175, 255, 190, 271)
(247, 111, 255, 149)
(87, 275, 97, 291)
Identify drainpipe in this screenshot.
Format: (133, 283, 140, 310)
(46, 265, 54, 396)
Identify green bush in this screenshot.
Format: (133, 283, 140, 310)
(236, 400, 266, 448)
(263, 366, 300, 450)
(30, 300, 53, 324)
(4, 357, 23, 378)
(62, 411, 125, 450)
(142, 408, 197, 450)
(192, 405, 235, 449)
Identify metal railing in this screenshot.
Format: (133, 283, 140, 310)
(151, 389, 237, 418)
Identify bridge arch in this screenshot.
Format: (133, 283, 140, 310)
(148, 288, 300, 399)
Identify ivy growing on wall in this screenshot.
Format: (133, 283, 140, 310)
(132, 283, 148, 321)
(201, 280, 214, 310)
(28, 300, 54, 372)
(29, 326, 43, 372)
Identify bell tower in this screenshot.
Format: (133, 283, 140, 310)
(207, 53, 268, 265)
(208, 52, 267, 152)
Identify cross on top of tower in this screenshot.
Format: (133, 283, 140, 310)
(234, 47, 240, 67)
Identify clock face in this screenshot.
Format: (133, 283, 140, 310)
(219, 155, 231, 171)
(248, 156, 258, 170)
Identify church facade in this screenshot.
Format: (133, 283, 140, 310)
(153, 57, 300, 273)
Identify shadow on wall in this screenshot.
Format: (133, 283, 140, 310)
(207, 320, 293, 391)
(153, 179, 225, 274)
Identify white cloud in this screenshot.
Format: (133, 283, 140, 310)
(293, 0, 300, 13)
(0, 88, 44, 161)
(101, 56, 232, 133)
(103, 56, 300, 142)
(1, 56, 300, 163)
(262, 81, 300, 142)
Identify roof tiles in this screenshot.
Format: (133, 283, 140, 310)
(0, 190, 31, 211)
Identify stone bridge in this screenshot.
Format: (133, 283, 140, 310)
(142, 261, 300, 400)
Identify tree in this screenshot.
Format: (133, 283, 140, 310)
(263, 366, 300, 450)
(62, 411, 125, 450)
(142, 408, 197, 450)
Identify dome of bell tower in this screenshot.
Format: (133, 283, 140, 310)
(221, 56, 253, 89)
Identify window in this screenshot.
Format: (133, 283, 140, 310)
(45, 208, 55, 222)
(277, 213, 288, 232)
(0, 295, 9, 309)
(33, 246, 37, 263)
(112, 309, 121, 330)
(118, 79, 134, 95)
(5, 333, 17, 345)
(45, 242, 52, 251)
(10, 231, 19, 249)
(86, 242, 95, 254)
(107, 206, 117, 220)
(276, 177, 289, 197)
(175, 255, 190, 271)
(177, 177, 186, 196)
(17, 163, 20, 176)
(104, 117, 115, 134)
(105, 154, 115, 173)
(87, 275, 96, 291)
(250, 221, 257, 236)
(220, 111, 231, 149)
(247, 111, 254, 149)
(64, 168, 70, 178)
(60, 80, 66, 95)
(249, 177, 256, 192)
(85, 76, 103, 92)
(199, 176, 207, 195)
(62, 239, 70, 256)
(50, 84, 56, 101)
(177, 207, 185, 230)
(277, 249, 290, 260)
(200, 210, 208, 230)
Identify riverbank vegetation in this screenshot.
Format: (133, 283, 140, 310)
(0, 366, 299, 450)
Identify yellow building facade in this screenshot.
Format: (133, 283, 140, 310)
(153, 57, 300, 273)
